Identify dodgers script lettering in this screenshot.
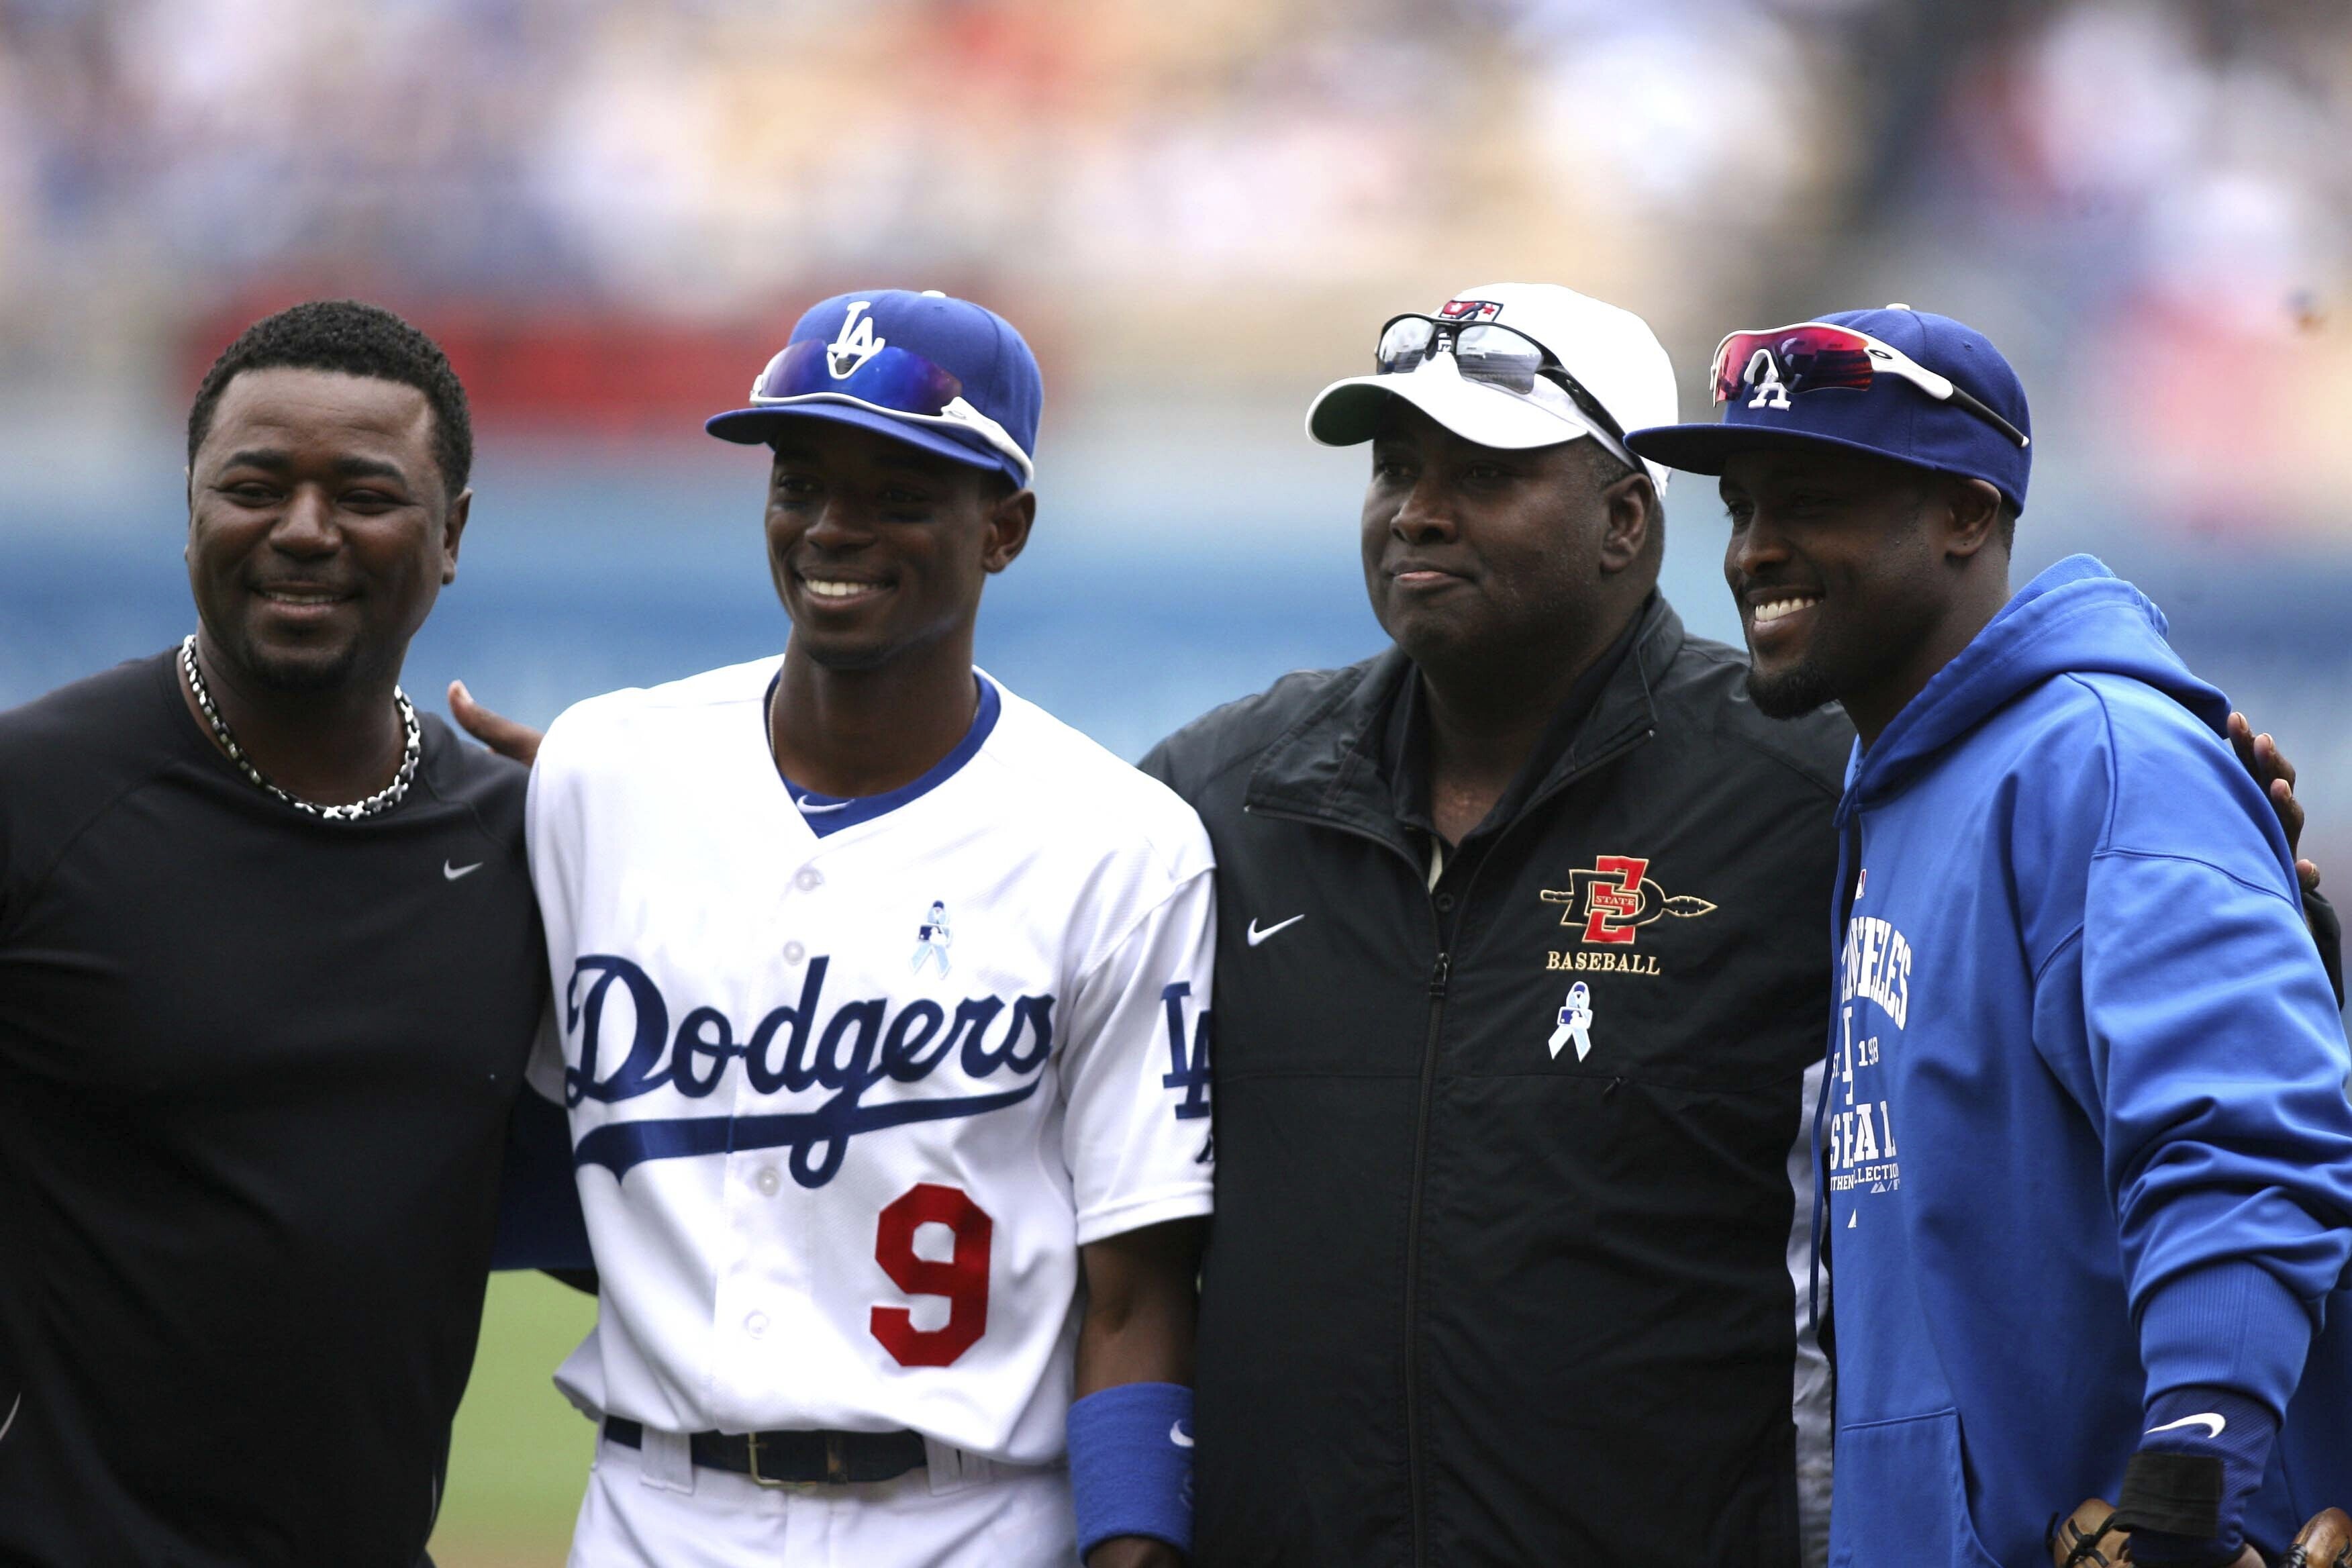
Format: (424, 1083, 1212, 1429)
(562, 954, 1056, 1186)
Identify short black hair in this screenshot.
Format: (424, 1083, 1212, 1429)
(1582, 442, 1665, 564)
(1998, 499, 2020, 552)
(1582, 442, 1639, 490)
(187, 301, 472, 499)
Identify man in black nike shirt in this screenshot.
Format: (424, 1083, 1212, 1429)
(0, 301, 548, 1567)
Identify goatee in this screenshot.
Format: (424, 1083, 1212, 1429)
(1747, 660, 1841, 720)
(230, 633, 366, 694)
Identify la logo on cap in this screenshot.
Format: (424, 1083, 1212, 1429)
(1743, 349, 1792, 410)
(827, 301, 885, 380)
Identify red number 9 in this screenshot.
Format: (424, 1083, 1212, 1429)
(871, 1183, 993, 1368)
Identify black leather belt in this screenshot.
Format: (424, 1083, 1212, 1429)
(603, 1416, 927, 1486)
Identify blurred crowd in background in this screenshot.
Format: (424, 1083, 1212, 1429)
(0, 0, 2345, 528)
(0, 0, 2346, 761)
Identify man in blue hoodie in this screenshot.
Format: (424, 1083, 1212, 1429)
(1627, 309, 2352, 1567)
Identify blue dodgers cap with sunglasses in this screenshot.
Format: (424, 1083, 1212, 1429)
(1625, 306, 2032, 512)
(707, 289, 1042, 487)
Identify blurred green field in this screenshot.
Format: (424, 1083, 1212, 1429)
(430, 1272, 601, 1568)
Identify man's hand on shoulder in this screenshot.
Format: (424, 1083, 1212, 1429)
(449, 681, 546, 769)
(2229, 712, 2319, 895)
(2228, 714, 2341, 1004)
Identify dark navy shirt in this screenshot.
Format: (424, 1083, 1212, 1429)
(0, 652, 546, 1567)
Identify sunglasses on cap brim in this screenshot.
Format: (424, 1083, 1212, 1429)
(1375, 314, 1638, 469)
(1709, 322, 2029, 450)
(748, 338, 1034, 485)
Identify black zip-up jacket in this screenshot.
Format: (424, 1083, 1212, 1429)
(1141, 597, 1852, 1567)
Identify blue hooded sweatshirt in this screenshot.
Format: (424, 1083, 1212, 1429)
(1821, 555, 2352, 1566)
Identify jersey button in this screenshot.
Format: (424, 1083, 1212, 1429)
(754, 1167, 782, 1197)
(744, 1311, 770, 1338)
(795, 867, 824, 891)
(783, 941, 805, 965)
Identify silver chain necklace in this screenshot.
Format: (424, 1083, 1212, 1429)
(180, 634, 420, 822)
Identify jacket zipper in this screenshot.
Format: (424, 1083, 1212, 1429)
(1401, 942, 1449, 1565)
(1246, 725, 1653, 1565)
(1812, 811, 1865, 1430)
(1395, 815, 1522, 1565)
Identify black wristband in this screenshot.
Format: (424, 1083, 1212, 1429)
(2112, 1450, 2224, 1538)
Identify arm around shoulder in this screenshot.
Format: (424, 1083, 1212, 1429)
(1134, 662, 1372, 808)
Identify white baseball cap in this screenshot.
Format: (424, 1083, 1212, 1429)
(1306, 283, 1679, 491)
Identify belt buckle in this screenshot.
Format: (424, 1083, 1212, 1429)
(744, 1431, 790, 1490)
(744, 1431, 851, 1487)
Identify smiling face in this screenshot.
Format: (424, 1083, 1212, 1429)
(1719, 444, 1969, 724)
(186, 366, 466, 693)
(763, 422, 1032, 673)
(1360, 401, 1649, 680)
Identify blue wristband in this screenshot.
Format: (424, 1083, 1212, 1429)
(1067, 1381, 1193, 1560)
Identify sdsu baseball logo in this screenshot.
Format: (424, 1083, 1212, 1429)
(1539, 855, 1717, 946)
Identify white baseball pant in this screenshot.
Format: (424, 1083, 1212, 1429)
(566, 1426, 1079, 1568)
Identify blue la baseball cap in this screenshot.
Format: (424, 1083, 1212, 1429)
(1624, 307, 2032, 512)
(707, 289, 1042, 488)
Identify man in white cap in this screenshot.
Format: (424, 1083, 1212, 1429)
(1139, 284, 1853, 1566)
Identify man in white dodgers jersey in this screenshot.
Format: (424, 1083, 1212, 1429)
(520, 291, 1214, 1568)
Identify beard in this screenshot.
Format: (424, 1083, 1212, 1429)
(1746, 656, 1843, 720)
(225, 622, 369, 694)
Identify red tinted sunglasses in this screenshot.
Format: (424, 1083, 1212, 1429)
(1709, 322, 2028, 449)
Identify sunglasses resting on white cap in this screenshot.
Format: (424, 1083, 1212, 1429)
(1305, 283, 1681, 492)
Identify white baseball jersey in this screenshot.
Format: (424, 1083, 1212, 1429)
(524, 658, 1216, 1467)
